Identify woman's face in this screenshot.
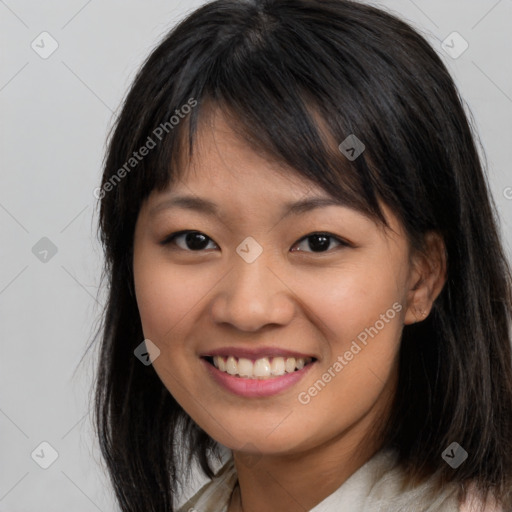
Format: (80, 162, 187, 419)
(133, 110, 430, 457)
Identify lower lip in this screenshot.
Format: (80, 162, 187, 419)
(201, 357, 316, 398)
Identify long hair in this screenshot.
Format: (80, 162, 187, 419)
(90, 0, 512, 510)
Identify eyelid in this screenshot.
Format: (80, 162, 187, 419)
(160, 230, 198, 245)
(293, 232, 352, 251)
(159, 230, 353, 252)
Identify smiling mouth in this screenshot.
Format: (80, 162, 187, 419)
(202, 355, 317, 379)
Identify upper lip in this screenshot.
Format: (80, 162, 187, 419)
(200, 346, 317, 360)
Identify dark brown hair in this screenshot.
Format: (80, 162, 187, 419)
(88, 0, 512, 510)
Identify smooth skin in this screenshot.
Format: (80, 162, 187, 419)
(132, 108, 447, 512)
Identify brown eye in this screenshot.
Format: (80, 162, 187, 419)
(160, 230, 218, 251)
(291, 233, 349, 253)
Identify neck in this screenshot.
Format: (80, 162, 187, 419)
(229, 407, 389, 512)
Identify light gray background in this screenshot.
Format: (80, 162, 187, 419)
(1, 0, 511, 510)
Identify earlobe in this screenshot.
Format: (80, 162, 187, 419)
(409, 306, 428, 323)
(404, 231, 447, 325)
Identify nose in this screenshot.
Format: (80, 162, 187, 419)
(209, 251, 296, 332)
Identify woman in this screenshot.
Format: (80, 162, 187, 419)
(92, 0, 512, 510)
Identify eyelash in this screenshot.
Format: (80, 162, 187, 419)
(159, 230, 351, 254)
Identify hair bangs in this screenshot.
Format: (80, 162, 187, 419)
(143, 54, 391, 236)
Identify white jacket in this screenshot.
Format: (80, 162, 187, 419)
(177, 447, 504, 512)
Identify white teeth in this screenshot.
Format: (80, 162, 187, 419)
(226, 356, 238, 375)
(211, 355, 313, 379)
(285, 357, 296, 373)
(270, 357, 286, 375)
(238, 358, 253, 377)
(253, 357, 271, 377)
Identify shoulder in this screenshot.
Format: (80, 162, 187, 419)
(176, 456, 237, 512)
(459, 483, 504, 512)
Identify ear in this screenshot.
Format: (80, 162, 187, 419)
(404, 231, 447, 325)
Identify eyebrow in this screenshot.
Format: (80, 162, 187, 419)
(149, 194, 347, 219)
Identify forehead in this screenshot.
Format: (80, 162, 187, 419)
(166, 107, 325, 207)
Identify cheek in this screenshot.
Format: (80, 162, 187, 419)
(133, 263, 173, 341)
(295, 259, 405, 349)
(291, 260, 404, 410)
(132, 251, 209, 409)
(133, 252, 207, 343)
